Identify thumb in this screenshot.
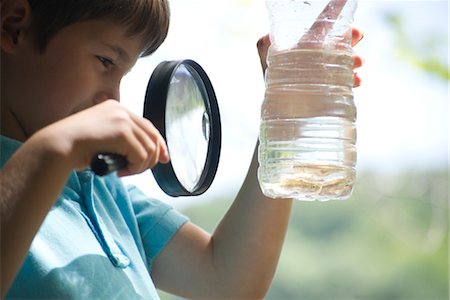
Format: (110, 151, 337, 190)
(158, 140, 170, 164)
(257, 34, 270, 74)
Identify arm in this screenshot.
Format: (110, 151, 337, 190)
(152, 147, 292, 299)
(210, 146, 293, 295)
(1, 131, 73, 293)
(152, 28, 364, 299)
(1, 100, 168, 294)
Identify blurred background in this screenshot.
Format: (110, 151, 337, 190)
(120, 0, 449, 299)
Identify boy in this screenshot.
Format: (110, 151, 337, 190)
(1, 0, 364, 298)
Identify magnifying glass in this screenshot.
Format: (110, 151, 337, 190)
(91, 60, 221, 197)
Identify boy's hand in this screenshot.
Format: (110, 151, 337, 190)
(38, 100, 169, 176)
(257, 27, 364, 87)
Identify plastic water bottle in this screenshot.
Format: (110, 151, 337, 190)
(258, 0, 358, 201)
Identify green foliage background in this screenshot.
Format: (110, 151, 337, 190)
(160, 171, 448, 300)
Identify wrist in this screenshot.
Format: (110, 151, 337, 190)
(28, 126, 75, 173)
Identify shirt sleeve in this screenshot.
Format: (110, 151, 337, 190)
(127, 185, 189, 268)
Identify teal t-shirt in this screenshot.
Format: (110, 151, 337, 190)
(1, 136, 189, 299)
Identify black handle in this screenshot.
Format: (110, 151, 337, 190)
(91, 153, 128, 176)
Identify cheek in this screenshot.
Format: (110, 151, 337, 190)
(45, 62, 97, 106)
(25, 59, 99, 127)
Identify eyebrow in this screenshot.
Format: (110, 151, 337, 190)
(101, 42, 131, 63)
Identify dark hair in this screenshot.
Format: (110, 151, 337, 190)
(27, 0, 170, 57)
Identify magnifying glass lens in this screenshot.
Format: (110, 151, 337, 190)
(137, 60, 221, 197)
(165, 64, 209, 192)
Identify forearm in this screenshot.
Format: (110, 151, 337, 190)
(1, 131, 72, 294)
(211, 144, 293, 297)
(152, 144, 293, 298)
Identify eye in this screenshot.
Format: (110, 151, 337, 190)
(97, 56, 115, 69)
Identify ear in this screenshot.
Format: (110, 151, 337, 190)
(1, 0, 32, 54)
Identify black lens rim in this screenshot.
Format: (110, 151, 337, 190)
(144, 60, 221, 197)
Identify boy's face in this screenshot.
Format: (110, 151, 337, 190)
(3, 20, 144, 137)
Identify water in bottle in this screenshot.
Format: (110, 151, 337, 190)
(258, 0, 358, 201)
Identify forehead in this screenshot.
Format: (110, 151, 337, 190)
(55, 20, 145, 61)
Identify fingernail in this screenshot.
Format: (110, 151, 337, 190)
(162, 149, 170, 164)
(358, 33, 365, 42)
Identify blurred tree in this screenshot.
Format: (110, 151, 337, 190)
(160, 170, 449, 300)
(386, 13, 449, 81)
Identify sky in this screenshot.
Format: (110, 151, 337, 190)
(120, 0, 449, 207)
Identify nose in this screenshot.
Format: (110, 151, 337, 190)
(93, 85, 120, 105)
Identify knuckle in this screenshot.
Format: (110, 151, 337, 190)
(146, 142, 157, 155)
(136, 147, 148, 162)
(116, 126, 132, 141)
(113, 109, 130, 123)
(141, 117, 154, 128)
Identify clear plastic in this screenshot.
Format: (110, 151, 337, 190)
(258, 0, 358, 201)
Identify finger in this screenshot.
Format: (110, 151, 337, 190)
(299, 0, 348, 45)
(129, 112, 169, 164)
(140, 118, 168, 164)
(120, 130, 151, 175)
(352, 27, 364, 47)
(157, 141, 170, 164)
(115, 135, 152, 177)
(257, 34, 270, 74)
(132, 124, 161, 170)
(317, 0, 348, 21)
(353, 54, 364, 69)
(353, 72, 362, 87)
